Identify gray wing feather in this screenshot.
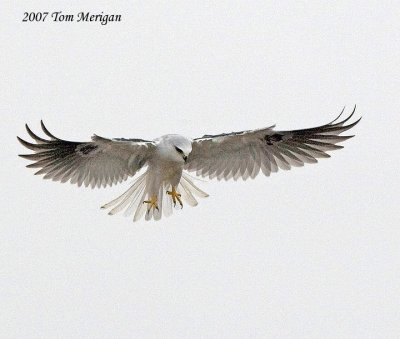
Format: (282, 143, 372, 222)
(18, 121, 155, 188)
(186, 106, 361, 181)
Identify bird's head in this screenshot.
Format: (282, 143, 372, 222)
(159, 134, 192, 163)
(172, 136, 192, 163)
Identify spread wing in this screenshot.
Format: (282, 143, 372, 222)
(18, 121, 155, 188)
(185, 107, 361, 180)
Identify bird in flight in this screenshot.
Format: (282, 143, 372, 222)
(18, 107, 360, 221)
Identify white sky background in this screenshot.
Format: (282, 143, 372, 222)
(1, 1, 399, 338)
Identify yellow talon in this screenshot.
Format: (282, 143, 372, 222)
(143, 195, 159, 212)
(167, 187, 183, 208)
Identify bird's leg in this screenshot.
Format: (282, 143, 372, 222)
(143, 195, 159, 212)
(167, 187, 183, 208)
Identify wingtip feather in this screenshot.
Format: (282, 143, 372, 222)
(25, 124, 49, 143)
(17, 136, 34, 150)
(329, 106, 346, 124)
(40, 120, 59, 140)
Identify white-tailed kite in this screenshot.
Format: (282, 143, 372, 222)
(18, 107, 360, 221)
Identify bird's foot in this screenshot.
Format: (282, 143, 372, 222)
(167, 187, 183, 208)
(143, 195, 159, 212)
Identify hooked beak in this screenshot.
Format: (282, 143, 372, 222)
(183, 155, 188, 163)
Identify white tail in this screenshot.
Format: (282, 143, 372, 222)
(101, 171, 208, 222)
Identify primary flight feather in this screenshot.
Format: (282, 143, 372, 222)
(18, 106, 360, 221)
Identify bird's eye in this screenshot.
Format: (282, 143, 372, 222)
(175, 146, 183, 154)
